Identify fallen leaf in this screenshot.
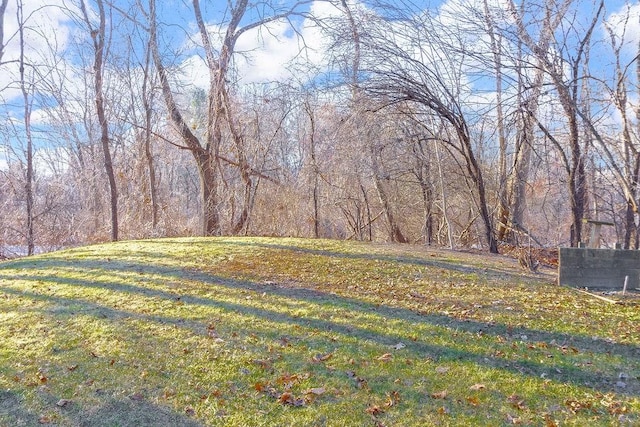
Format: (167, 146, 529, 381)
(207, 324, 218, 338)
(356, 377, 368, 389)
(384, 390, 400, 408)
(604, 400, 627, 415)
(38, 415, 52, 424)
(565, 399, 594, 414)
(507, 394, 526, 410)
(278, 392, 305, 406)
(305, 387, 326, 396)
(366, 405, 384, 416)
(56, 399, 71, 408)
(377, 353, 392, 362)
(431, 390, 448, 399)
(544, 414, 558, 427)
(312, 352, 333, 363)
(466, 396, 480, 406)
(469, 383, 486, 391)
(279, 337, 290, 346)
(506, 413, 522, 424)
(437, 406, 450, 415)
(185, 407, 195, 416)
(409, 290, 426, 299)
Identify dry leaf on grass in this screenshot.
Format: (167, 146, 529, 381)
(366, 404, 384, 416)
(466, 396, 480, 406)
(278, 392, 305, 406)
(507, 394, 526, 410)
(311, 352, 333, 363)
(377, 353, 392, 362)
(305, 387, 326, 396)
(431, 390, 448, 399)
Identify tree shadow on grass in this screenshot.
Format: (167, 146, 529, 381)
(1, 254, 638, 399)
(0, 390, 40, 426)
(0, 390, 203, 427)
(75, 398, 203, 427)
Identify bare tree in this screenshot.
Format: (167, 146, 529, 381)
(508, 0, 604, 247)
(147, 0, 304, 236)
(597, 9, 640, 248)
(359, 11, 498, 252)
(16, 0, 34, 254)
(80, 0, 119, 241)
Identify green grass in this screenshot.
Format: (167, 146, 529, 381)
(0, 237, 638, 426)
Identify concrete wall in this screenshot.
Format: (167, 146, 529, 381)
(558, 248, 640, 290)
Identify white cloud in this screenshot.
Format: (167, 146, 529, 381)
(177, 0, 339, 88)
(0, 0, 77, 101)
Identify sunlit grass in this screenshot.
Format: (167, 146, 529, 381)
(0, 237, 638, 426)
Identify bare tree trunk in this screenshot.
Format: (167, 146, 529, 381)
(195, 152, 220, 236)
(0, 0, 8, 64)
(81, 0, 118, 241)
(360, 183, 372, 241)
(141, 43, 159, 229)
(413, 138, 434, 245)
(434, 138, 453, 249)
(509, 65, 545, 238)
(17, 0, 34, 254)
(304, 99, 320, 238)
(223, 90, 253, 235)
(483, 0, 508, 242)
(370, 142, 407, 243)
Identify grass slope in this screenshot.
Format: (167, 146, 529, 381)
(0, 237, 638, 426)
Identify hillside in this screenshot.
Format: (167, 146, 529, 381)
(0, 237, 638, 426)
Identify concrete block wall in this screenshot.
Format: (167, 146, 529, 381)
(558, 248, 640, 290)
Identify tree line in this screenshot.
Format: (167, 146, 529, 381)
(0, 0, 638, 256)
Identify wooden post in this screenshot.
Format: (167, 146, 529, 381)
(582, 219, 614, 248)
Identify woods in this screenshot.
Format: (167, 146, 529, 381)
(0, 0, 638, 255)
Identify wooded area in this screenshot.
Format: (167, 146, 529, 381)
(0, 0, 638, 256)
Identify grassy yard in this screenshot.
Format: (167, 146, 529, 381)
(0, 237, 638, 426)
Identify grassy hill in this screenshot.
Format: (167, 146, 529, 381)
(0, 237, 638, 426)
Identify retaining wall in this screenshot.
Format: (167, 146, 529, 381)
(558, 248, 640, 290)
